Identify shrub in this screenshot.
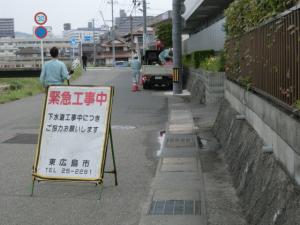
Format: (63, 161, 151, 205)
(192, 50, 215, 68)
(225, 0, 297, 38)
(9, 82, 23, 90)
(295, 100, 300, 109)
(200, 53, 225, 72)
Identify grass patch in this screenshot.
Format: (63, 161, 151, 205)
(0, 78, 44, 104)
(0, 67, 82, 104)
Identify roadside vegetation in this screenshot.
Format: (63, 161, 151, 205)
(224, 0, 297, 38)
(224, 0, 299, 107)
(0, 66, 82, 104)
(183, 50, 225, 72)
(156, 21, 173, 48)
(295, 100, 300, 110)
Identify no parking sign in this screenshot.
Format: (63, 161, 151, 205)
(34, 26, 48, 39)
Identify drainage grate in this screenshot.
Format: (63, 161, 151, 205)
(165, 134, 197, 148)
(3, 133, 38, 144)
(148, 200, 201, 215)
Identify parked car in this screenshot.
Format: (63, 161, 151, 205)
(114, 61, 129, 67)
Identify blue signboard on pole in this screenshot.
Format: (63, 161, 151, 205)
(84, 35, 92, 42)
(70, 37, 77, 47)
(34, 26, 48, 39)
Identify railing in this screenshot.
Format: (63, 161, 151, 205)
(226, 6, 300, 107)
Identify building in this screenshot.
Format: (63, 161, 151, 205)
(0, 18, 14, 38)
(64, 23, 71, 31)
(63, 23, 109, 44)
(81, 43, 104, 65)
(97, 38, 131, 66)
(122, 26, 155, 52)
(0, 37, 74, 68)
(182, 0, 233, 54)
(115, 10, 153, 35)
(148, 10, 172, 27)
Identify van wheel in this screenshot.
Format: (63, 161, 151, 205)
(143, 84, 150, 89)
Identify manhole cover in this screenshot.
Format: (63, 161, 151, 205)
(148, 200, 201, 215)
(164, 134, 197, 148)
(3, 133, 38, 144)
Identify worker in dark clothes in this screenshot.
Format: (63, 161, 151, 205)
(82, 55, 87, 71)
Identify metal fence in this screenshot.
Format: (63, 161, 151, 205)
(226, 6, 300, 107)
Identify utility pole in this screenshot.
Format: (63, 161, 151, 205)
(110, 0, 116, 67)
(92, 18, 96, 66)
(80, 33, 83, 64)
(142, 0, 147, 57)
(130, 15, 134, 56)
(172, 0, 183, 94)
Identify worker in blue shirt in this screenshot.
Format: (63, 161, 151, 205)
(159, 48, 173, 65)
(131, 54, 141, 84)
(40, 47, 71, 88)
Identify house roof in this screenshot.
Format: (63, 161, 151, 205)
(102, 38, 129, 47)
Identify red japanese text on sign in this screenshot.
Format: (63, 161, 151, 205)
(48, 91, 108, 106)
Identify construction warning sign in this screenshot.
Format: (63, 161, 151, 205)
(33, 86, 113, 181)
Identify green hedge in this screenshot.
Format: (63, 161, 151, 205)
(183, 50, 215, 68)
(225, 0, 297, 38)
(183, 50, 225, 72)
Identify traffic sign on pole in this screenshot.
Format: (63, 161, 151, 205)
(70, 37, 77, 46)
(34, 12, 48, 25)
(34, 26, 48, 39)
(84, 35, 92, 42)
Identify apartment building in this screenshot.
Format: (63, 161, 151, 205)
(0, 18, 14, 38)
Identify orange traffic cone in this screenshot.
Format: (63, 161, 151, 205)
(131, 83, 139, 92)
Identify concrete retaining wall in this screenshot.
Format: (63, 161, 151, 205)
(186, 68, 225, 105)
(224, 79, 300, 184)
(213, 101, 300, 225)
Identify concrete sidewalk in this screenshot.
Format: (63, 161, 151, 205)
(139, 92, 247, 225)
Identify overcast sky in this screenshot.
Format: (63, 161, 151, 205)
(1, 0, 172, 36)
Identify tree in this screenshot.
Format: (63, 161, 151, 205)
(156, 22, 172, 48)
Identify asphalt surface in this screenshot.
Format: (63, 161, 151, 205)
(0, 68, 168, 225)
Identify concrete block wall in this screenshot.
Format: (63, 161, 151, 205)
(187, 68, 225, 105)
(224, 79, 300, 184)
(213, 101, 300, 225)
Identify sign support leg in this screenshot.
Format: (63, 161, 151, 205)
(30, 177, 36, 197)
(109, 125, 118, 186)
(98, 182, 104, 200)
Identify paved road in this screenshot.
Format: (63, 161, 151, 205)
(0, 68, 168, 225)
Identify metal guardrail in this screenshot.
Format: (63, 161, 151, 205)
(226, 6, 300, 107)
